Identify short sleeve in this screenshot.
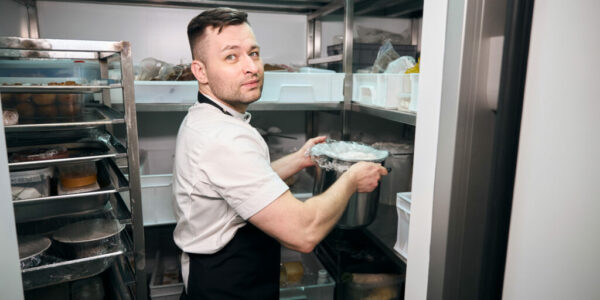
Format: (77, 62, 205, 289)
(200, 127, 289, 220)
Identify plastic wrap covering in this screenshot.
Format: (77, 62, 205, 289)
(310, 140, 389, 172)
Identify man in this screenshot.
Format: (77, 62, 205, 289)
(173, 7, 388, 300)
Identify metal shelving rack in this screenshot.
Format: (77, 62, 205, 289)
(0, 37, 146, 299)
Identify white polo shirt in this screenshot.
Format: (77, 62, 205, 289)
(172, 96, 289, 287)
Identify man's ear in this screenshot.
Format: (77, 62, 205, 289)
(191, 60, 208, 84)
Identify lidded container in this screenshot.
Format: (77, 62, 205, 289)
(57, 161, 98, 194)
(10, 167, 54, 200)
(310, 140, 389, 229)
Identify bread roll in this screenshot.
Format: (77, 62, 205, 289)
(282, 261, 304, 283)
(57, 94, 78, 104)
(58, 103, 82, 117)
(32, 94, 56, 105)
(16, 102, 35, 119)
(36, 104, 57, 118)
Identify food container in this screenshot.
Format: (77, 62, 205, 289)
(10, 167, 53, 200)
(371, 142, 414, 206)
(280, 247, 335, 299)
(343, 273, 404, 300)
(9, 92, 84, 123)
(52, 218, 125, 259)
(57, 161, 99, 194)
(18, 235, 52, 269)
(394, 192, 412, 258)
(311, 141, 389, 229)
(149, 251, 184, 300)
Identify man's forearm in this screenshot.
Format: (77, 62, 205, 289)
(271, 151, 304, 180)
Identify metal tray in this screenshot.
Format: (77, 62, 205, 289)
(20, 224, 132, 291)
(21, 247, 123, 290)
(4, 105, 124, 132)
(8, 139, 126, 168)
(13, 159, 128, 223)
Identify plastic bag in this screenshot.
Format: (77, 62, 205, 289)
(384, 56, 416, 74)
(371, 39, 400, 73)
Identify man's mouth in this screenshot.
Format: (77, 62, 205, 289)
(242, 79, 260, 88)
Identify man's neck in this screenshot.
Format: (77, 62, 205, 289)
(198, 88, 247, 114)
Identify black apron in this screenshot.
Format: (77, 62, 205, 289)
(180, 93, 280, 300)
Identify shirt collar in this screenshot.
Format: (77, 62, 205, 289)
(200, 93, 252, 123)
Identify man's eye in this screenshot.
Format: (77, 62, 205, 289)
(225, 54, 236, 61)
(250, 51, 260, 57)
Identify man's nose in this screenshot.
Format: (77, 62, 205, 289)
(242, 54, 259, 74)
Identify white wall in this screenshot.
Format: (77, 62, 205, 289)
(503, 1, 600, 299)
(404, 0, 449, 299)
(0, 0, 28, 37)
(35, 1, 307, 65)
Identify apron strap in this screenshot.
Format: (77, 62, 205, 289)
(197, 92, 233, 116)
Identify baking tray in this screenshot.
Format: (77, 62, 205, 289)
(13, 159, 128, 223)
(20, 221, 132, 291)
(3, 105, 124, 132)
(8, 140, 126, 169)
(21, 244, 124, 290)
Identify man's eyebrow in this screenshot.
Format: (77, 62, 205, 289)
(221, 44, 260, 52)
(221, 45, 240, 52)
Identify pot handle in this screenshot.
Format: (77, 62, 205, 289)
(386, 167, 392, 173)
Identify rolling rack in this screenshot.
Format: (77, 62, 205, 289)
(0, 37, 146, 299)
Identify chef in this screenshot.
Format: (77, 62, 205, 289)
(173, 7, 388, 300)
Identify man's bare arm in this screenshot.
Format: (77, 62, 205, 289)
(249, 161, 387, 253)
(270, 136, 326, 181)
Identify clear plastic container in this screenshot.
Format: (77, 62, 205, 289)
(394, 192, 412, 258)
(344, 273, 404, 300)
(10, 167, 53, 200)
(57, 161, 98, 192)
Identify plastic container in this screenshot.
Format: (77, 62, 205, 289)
(394, 192, 412, 258)
(10, 167, 53, 200)
(344, 273, 404, 300)
(353, 73, 419, 111)
(327, 43, 417, 71)
(150, 251, 183, 300)
(57, 161, 98, 194)
(140, 174, 176, 226)
(280, 247, 335, 300)
(258, 72, 344, 103)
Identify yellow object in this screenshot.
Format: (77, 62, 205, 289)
(405, 58, 420, 74)
(282, 261, 304, 283)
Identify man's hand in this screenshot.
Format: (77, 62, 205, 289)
(296, 136, 327, 169)
(346, 162, 388, 193)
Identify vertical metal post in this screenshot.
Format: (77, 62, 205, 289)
(342, 0, 353, 140)
(119, 41, 147, 300)
(99, 57, 114, 135)
(307, 19, 315, 60)
(26, 0, 40, 39)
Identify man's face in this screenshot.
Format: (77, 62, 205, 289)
(196, 23, 263, 109)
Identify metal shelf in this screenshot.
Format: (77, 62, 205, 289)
(8, 138, 127, 169)
(351, 103, 417, 126)
(0, 84, 121, 93)
(121, 101, 343, 112)
(4, 106, 125, 132)
(307, 54, 343, 65)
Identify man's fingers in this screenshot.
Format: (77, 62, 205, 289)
(378, 166, 389, 176)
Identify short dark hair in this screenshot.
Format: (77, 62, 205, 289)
(187, 7, 249, 60)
